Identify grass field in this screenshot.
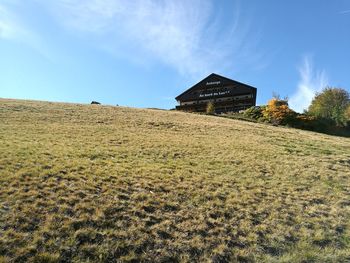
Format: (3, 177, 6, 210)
(0, 98, 350, 262)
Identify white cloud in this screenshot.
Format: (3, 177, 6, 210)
(37, 0, 258, 78)
(339, 10, 350, 14)
(289, 56, 328, 113)
(0, 4, 22, 39)
(0, 3, 52, 59)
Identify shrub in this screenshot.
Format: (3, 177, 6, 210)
(263, 99, 296, 125)
(243, 106, 266, 120)
(206, 102, 215, 115)
(292, 114, 321, 130)
(285, 114, 341, 134)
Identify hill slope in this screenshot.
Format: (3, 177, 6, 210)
(0, 99, 349, 262)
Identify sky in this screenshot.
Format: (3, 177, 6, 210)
(1, 0, 350, 112)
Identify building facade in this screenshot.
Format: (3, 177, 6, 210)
(175, 73, 257, 113)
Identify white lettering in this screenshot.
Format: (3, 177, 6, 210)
(206, 81, 221, 85)
(199, 91, 230, 98)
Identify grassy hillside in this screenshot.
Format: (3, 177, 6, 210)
(0, 98, 349, 262)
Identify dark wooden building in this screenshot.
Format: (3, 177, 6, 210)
(175, 73, 257, 113)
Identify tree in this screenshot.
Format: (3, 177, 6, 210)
(345, 105, 350, 125)
(308, 87, 350, 126)
(263, 98, 296, 125)
(206, 102, 215, 115)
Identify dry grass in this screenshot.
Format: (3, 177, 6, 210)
(0, 98, 350, 262)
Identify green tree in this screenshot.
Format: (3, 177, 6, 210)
(206, 102, 215, 115)
(308, 87, 350, 126)
(345, 105, 350, 126)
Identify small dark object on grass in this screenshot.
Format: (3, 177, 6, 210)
(91, 101, 101, 105)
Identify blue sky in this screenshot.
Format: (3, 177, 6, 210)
(1, 0, 349, 112)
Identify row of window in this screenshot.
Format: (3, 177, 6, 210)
(180, 94, 253, 105)
(177, 105, 252, 113)
(216, 94, 252, 102)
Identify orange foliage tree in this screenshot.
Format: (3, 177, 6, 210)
(263, 98, 296, 125)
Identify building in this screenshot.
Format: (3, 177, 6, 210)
(175, 73, 257, 113)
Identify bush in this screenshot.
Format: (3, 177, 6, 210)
(243, 106, 266, 120)
(236, 96, 350, 137)
(286, 114, 350, 136)
(206, 102, 215, 115)
(290, 115, 329, 131)
(263, 99, 296, 125)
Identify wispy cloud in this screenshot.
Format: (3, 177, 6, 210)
(0, 4, 23, 40)
(339, 10, 350, 14)
(289, 56, 328, 113)
(0, 3, 52, 59)
(37, 0, 261, 78)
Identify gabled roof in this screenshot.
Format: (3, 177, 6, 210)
(175, 73, 256, 101)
